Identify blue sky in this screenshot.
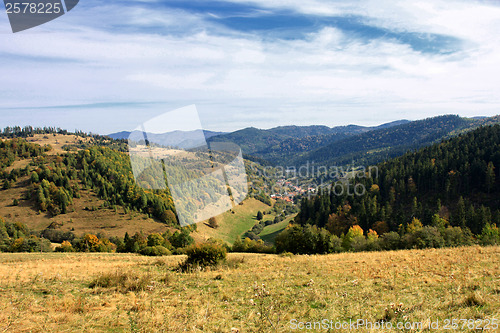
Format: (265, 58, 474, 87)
(0, 0, 500, 134)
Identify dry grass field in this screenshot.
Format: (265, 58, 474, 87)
(0, 246, 498, 332)
(0, 174, 171, 238)
(26, 134, 93, 155)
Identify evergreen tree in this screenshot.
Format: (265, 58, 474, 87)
(486, 161, 496, 193)
(452, 197, 466, 228)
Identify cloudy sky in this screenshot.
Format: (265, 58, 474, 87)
(0, 0, 500, 134)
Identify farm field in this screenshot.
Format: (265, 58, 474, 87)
(195, 198, 274, 244)
(0, 246, 498, 332)
(260, 218, 293, 244)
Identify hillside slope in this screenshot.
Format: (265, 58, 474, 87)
(0, 133, 276, 244)
(294, 115, 472, 167)
(296, 124, 500, 235)
(207, 120, 411, 165)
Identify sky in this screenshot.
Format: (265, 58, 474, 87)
(0, 0, 500, 134)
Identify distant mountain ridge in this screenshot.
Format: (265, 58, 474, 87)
(205, 120, 412, 163)
(108, 120, 411, 152)
(108, 115, 500, 167)
(107, 129, 225, 149)
(293, 115, 470, 167)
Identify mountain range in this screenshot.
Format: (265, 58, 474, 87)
(109, 115, 500, 168)
(107, 129, 225, 149)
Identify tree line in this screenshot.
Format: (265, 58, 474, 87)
(0, 216, 198, 254)
(282, 125, 500, 254)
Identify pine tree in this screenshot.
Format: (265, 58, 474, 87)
(486, 161, 495, 193)
(30, 171, 39, 184)
(453, 196, 466, 228)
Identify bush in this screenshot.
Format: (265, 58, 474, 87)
(442, 227, 474, 247)
(365, 230, 381, 251)
(208, 217, 219, 229)
(244, 231, 260, 241)
(264, 220, 274, 226)
(89, 270, 153, 293)
(251, 223, 264, 235)
(232, 238, 274, 253)
(147, 233, 164, 247)
(380, 232, 401, 250)
(41, 229, 75, 243)
(275, 224, 340, 254)
(9, 236, 52, 252)
(180, 242, 227, 271)
(55, 240, 75, 252)
(330, 235, 343, 253)
(404, 226, 444, 249)
(140, 245, 171, 256)
(342, 225, 364, 251)
(350, 236, 368, 252)
(169, 229, 194, 249)
(480, 223, 500, 245)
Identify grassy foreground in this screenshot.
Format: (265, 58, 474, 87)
(0, 246, 499, 332)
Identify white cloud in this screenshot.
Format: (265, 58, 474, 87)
(0, 0, 499, 133)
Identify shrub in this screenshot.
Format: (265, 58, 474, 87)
(208, 217, 219, 229)
(350, 236, 367, 252)
(342, 225, 364, 250)
(89, 271, 153, 293)
(180, 242, 227, 271)
(404, 226, 444, 249)
(365, 229, 381, 251)
(140, 245, 171, 256)
(232, 238, 274, 253)
(275, 224, 340, 254)
(244, 231, 260, 241)
(55, 240, 75, 252)
(147, 233, 164, 247)
(264, 220, 274, 226)
(480, 223, 500, 245)
(330, 235, 343, 253)
(442, 227, 474, 247)
(169, 229, 194, 249)
(9, 236, 52, 253)
(41, 229, 75, 243)
(251, 223, 264, 235)
(380, 232, 401, 250)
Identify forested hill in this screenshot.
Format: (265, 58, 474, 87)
(206, 121, 412, 165)
(0, 130, 280, 243)
(296, 124, 500, 238)
(1, 141, 177, 224)
(293, 115, 474, 167)
(208, 115, 500, 167)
